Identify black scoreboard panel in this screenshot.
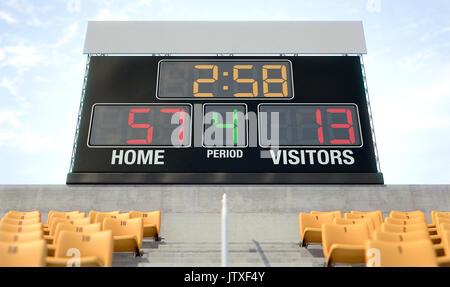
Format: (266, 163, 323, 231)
(67, 55, 383, 184)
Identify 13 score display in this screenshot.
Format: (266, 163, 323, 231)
(67, 56, 383, 184)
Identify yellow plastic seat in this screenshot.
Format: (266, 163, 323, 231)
(46, 223, 101, 257)
(47, 217, 91, 239)
(322, 223, 370, 266)
(436, 229, 450, 266)
(45, 211, 80, 228)
(88, 211, 120, 224)
(365, 239, 438, 267)
(385, 217, 427, 225)
(0, 240, 47, 267)
(95, 213, 130, 229)
(4, 212, 41, 220)
(298, 213, 334, 247)
(389, 210, 426, 221)
(0, 222, 42, 233)
(334, 217, 375, 239)
(1, 217, 41, 225)
(431, 211, 450, 227)
(373, 230, 430, 242)
(381, 222, 428, 233)
(103, 218, 143, 256)
(351, 210, 384, 225)
(310, 210, 342, 219)
(46, 230, 114, 267)
(6, 210, 41, 219)
(345, 212, 382, 231)
(46, 212, 86, 229)
(435, 217, 450, 234)
(0, 230, 43, 243)
(130, 211, 161, 240)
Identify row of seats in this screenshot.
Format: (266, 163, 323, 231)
(299, 210, 450, 267)
(0, 210, 161, 267)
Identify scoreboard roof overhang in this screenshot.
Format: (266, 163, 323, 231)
(83, 21, 367, 55)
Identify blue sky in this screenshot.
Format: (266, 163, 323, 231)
(0, 0, 449, 184)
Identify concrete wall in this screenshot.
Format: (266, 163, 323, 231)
(0, 184, 449, 244)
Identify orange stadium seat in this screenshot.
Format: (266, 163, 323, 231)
(45, 211, 80, 228)
(89, 211, 120, 224)
(365, 239, 438, 267)
(130, 211, 161, 240)
(382, 222, 428, 233)
(6, 210, 41, 217)
(1, 217, 41, 225)
(4, 212, 41, 220)
(431, 211, 450, 227)
(334, 217, 375, 239)
(46, 223, 102, 257)
(46, 230, 114, 267)
(0, 240, 47, 267)
(103, 218, 143, 256)
(373, 230, 430, 242)
(385, 217, 427, 225)
(0, 222, 43, 233)
(322, 223, 370, 266)
(298, 212, 335, 247)
(351, 211, 384, 225)
(0, 230, 43, 243)
(389, 210, 426, 221)
(46, 217, 91, 241)
(310, 210, 343, 219)
(95, 213, 130, 229)
(345, 212, 382, 231)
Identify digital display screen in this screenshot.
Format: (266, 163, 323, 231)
(259, 104, 362, 147)
(89, 104, 191, 147)
(157, 60, 293, 99)
(203, 104, 247, 147)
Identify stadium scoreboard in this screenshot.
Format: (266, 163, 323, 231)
(67, 21, 383, 184)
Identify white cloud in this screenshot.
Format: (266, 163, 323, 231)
(400, 48, 436, 72)
(0, 44, 43, 72)
(0, 10, 18, 24)
(53, 22, 79, 48)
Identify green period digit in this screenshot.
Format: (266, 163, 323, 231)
(212, 109, 239, 145)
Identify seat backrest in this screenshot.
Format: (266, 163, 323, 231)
(436, 217, 450, 234)
(310, 210, 342, 219)
(54, 230, 114, 267)
(53, 223, 102, 245)
(0, 222, 42, 233)
(1, 217, 41, 225)
(441, 223, 450, 232)
(431, 211, 450, 225)
(373, 230, 429, 243)
(365, 239, 438, 267)
(130, 211, 161, 234)
(298, 213, 335, 238)
(322, 223, 370, 257)
(103, 218, 143, 249)
(95, 213, 130, 228)
(88, 211, 120, 224)
(441, 229, 450, 257)
(334, 217, 375, 238)
(351, 211, 383, 225)
(0, 240, 47, 267)
(0, 230, 43, 243)
(345, 212, 381, 231)
(389, 210, 426, 220)
(48, 212, 86, 228)
(49, 217, 91, 236)
(381, 222, 427, 233)
(385, 217, 426, 225)
(4, 212, 41, 220)
(6, 210, 41, 217)
(47, 211, 80, 225)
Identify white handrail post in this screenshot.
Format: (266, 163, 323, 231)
(221, 193, 228, 267)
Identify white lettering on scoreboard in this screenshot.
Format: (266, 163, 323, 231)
(111, 150, 165, 165)
(109, 149, 355, 166)
(270, 149, 355, 165)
